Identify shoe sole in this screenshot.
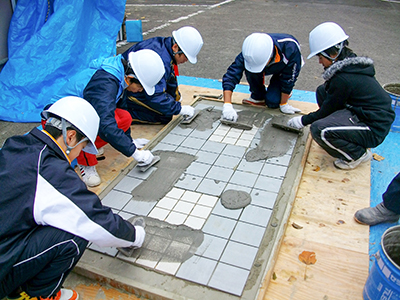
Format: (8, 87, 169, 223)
(242, 99, 265, 106)
(354, 215, 369, 225)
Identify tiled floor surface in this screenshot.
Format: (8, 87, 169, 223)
(89, 101, 298, 296)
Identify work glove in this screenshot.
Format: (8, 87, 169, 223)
(117, 217, 146, 256)
(280, 103, 301, 115)
(179, 105, 195, 119)
(131, 222, 146, 248)
(132, 149, 154, 166)
(287, 116, 304, 130)
(222, 103, 238, 122)
(133, 138, 150, 149)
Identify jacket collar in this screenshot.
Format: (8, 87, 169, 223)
(322, 56, 374, 81)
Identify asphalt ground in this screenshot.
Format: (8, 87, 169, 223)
(1, 0, 399, 146)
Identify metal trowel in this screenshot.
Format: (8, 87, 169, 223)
(220, 118, 253, 130)
(271, 115, 302, 134)
(181, 110, 200, 124)
(137, 155, 160, 172)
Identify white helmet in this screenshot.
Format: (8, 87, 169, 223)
(172, 26, 203, 64)
(307, 22, 349, 59)
(42, 96, 100, 154)
(128, 49, 165, 96)
(242, 33, 274, 73)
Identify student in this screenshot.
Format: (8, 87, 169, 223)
(222, 32, 303, 121)
(0, 97, 145, 300)
(288, 22, 395, 170)
(52, 49, 165, 187)
(119, 26, 203, 124)
(355, 173, 400, 226)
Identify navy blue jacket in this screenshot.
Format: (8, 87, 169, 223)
(0, 128, 137, 282)
(121, 37, 182, 118)
(302, 57, 395, 141)
(53, 55, 136, 157)
(223, 33, 303, 95)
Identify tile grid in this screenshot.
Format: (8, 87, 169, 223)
(90, 105, 298, 296)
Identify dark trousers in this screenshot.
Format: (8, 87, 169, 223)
(0, 226, 87, 298)
(383, 173, 400, 214)
(245, 71, 281, 108)
(310, 109, 377, 161)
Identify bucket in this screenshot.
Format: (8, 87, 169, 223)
(363, 225, 400, 300)
(383, 83, 400, 132)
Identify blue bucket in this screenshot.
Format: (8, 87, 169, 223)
(363, 225, 400, 300)
(383, 83, 400, 132)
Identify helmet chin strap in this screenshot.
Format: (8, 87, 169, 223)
(61, 118, 88, 155)
(320, 42, 344, 63)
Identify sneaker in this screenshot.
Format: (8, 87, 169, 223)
(242, 97, 265, 107)
(354, 202, 400, 226)
(78, 164, 101, 187)
(96, 147, 104, 156)
(7, 289, 78, 300)
(333, 149, 372, 170)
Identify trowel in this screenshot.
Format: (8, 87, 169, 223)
(271, 115, 302, 134)
(181, 110, 200, 124)
(117, 217, 146, 257)
(137, 155, 160, 172)
(220, 118, 253, 130)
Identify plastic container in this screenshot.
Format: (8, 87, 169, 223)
(363, 225, 400, 300)
(383, 83, 400, 132)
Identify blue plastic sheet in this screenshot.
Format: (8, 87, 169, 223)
(0, 0, 126, 122)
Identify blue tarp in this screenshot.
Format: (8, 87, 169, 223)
(0, 0, 126, 122)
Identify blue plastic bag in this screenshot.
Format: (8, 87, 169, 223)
(0, 0, 126, 122)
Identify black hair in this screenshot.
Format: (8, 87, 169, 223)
(121, 57, 141, 85)
(323, 40, 354, 61)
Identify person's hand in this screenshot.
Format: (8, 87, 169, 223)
(131, 225, 145, 248)
(180, 105, 195, 118)
(280, 103, 301, 114)
(132, 149, 154, 166)
(133, 138, 149, 149)
(222, 103, 238, 122)
(287, 116, 304, 130)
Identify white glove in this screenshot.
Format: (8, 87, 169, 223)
(222, 103, 238, 122)
(179, 105, 195, 118)
(131, 225, 146, 248)
(280, 103, 301, 115)
(132, 149, 154, 166)
(133, 138, 149, 149)
(287, 116, 304, 130)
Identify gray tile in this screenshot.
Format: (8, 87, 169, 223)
(221, 144, 246, 158)
(196, 178, 227, 196)
(175, 146, 198, 156)
(175, 174, 202, 191)
(229, 170, 258, 188)
(196, 150, 219, 165)
(240, 205, 272, 227)
(254, 175, 283, 193)
(186, 162, 212, 177)
(223, 183, 252, 194)
(214, 155, 241, 170)
(181, 136, 206, 150)
(206, 166, 234, 182)
(250, 189, 278, 209)
(208, 262, 250, 296)
(114, 176, 143, 193)
(117, 211, 136, 220)
(152, 142, 178, 152)
(261, 163, 287, 179)
(231, 221, 265, 247)
(201, 140, 226, 154)
(123, 199, 157, 216)
(195, 234, 228, 260)
(101, 190, 132, 210)
(220, 240, 258, 270)
(160, 133, 186, 146)
(88, 243, 119, 257)
(170, 126, 193, 136)
(202, 214, 237, 239)
(266, 155, 291, 167)
(237, 159, 264, 174)
(211, 200, 242, 220)
(189, 129, 214, 140)
(176, 255, 217, 285)
(127, 166, 156, 179)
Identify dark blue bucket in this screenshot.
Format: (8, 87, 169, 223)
(363, 225, 400, 300)
(383, 83, 400, 133)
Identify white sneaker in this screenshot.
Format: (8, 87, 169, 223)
(78, 164, 101, 187)
(334, 149, 372, 170)
(96, 147, 104, 156)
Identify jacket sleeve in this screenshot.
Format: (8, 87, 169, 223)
(222, 53, 246, 92)
(278, 43, 302, 94)
(34, 152, 137, 248)
(302, 76, 351, 126)
(83, 70, 136, 157)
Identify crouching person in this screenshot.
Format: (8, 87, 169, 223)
(0, 97, 145, 300)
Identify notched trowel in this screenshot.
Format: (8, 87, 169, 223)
(137, 155, 160, 172)
(181, 110, 200, 124)
(271, 115, 302, 134)
(220, 118, 253, 130)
